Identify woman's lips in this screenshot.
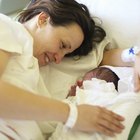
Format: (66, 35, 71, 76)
(45, 53, 55, 64)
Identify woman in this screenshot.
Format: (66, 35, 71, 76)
(1, 0, 138, 139)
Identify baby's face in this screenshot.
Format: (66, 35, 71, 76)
(67, 70, 96, 98)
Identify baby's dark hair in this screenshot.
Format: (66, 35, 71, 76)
(83, 67, 120, 90)
(18, 0, 106, 57)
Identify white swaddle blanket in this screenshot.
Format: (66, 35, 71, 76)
(49, 68, 140, 140)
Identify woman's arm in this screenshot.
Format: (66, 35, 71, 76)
(0, 80, 69, 122)
(101, 47, 140, 92)
(0, 49, 69, 122)
(0, 80, 125, 136)
(101, 48, 133, 67)
(0, 49, 124, 136)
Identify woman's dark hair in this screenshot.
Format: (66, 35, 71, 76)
(83, 67, 120, 91)
(18, 0, 106, 57)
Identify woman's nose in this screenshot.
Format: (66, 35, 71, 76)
(54, 53, 65, 64)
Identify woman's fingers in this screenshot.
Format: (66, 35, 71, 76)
(98, 119, 123, 135)
(96, 125, 115, 137)
(102, 108, 124, 126)
(97, 108, 124, 134)
(76, 105, 125, 136)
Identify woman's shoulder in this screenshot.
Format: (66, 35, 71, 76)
(0, 13, 33, 55)
(0, 13, 16, 28)
(0, 13, 21, 34)
(0, 13, 11, 21)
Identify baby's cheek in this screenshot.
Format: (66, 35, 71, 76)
(76, 80, 83, 87)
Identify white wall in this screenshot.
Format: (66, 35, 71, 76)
(77, 0, 140, 49)
(0, 0, 30, 15)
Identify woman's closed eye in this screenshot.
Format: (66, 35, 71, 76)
(60, 41, 73, 55)
(60, 41, 67, 49)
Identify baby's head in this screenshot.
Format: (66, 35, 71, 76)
(83, 67, 120, 90)
(67, 67, 120, 98)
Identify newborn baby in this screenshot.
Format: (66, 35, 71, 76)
(49, 66, 140, 140)
(67, 66, 119, 98)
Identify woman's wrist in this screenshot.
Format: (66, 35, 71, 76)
(63, 100, 78, 130)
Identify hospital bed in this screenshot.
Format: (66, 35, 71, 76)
(0, 0, 140, 139)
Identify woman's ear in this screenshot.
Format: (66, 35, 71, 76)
(37, 12, 49, 27)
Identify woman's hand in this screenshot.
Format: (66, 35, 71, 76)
(133, 54, 140, 92)
(74, 104, 125, 137)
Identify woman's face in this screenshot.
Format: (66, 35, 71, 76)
(33, 14, 84, 66)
